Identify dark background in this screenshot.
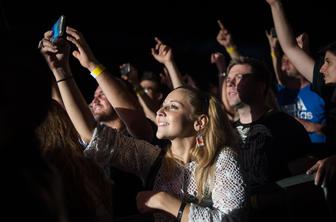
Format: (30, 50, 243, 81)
(1, 0, 335, 100)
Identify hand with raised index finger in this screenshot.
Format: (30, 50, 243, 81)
(151, 37, 173, 65)
(265, 28, 279, 51)
(65, 26, 99, 71)
(216, 20, 234, 48)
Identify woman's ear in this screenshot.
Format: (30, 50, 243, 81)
(193, 114, 209, 132)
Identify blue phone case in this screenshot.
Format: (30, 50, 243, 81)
(51, 15, 65, 43)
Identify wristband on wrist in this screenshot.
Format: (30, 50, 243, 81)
(57, 76, 73, 83)
(226, 46, 236, 55)
(176, 201, 187, 222)
(133, 84, 144, 95)
(271, 50, 276, 59)
(90, 65, 106, 78)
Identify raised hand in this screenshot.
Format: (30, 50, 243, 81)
(151, 37, 173, 65)
(296, 33, 310, 52)
(216, 20, 234, 48)
(65, 26, 99, 71)
(39, 30, 71, 71)
(210, 52, 225, 64)
(265, 28, 280, 50)
(159, 67, 173, 90)
(210, 52, 227, 74)
(120, 63, 140, 85)
(183, 74, 198, 88)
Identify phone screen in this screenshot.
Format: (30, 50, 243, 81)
(120, 63, 131, 76)
(51, 15, 65, 43)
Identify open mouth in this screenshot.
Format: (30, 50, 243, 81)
(157, 122, 168, 127)
(228, 91, 238, 97)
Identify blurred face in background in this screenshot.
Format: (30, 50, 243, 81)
(140, 80, 162, 102)
(281, 55, 300, 78)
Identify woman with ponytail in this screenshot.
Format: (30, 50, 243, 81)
(38, 26, 247, 222)
(85, 85, 247, 222)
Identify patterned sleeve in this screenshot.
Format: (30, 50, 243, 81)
(84, 124, 161, 182)
(189, 148, 247, 222)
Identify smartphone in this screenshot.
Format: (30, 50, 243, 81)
(270, 27, 277, 38)
(120, 63, 131, 76)
(51, 15, 66, 43)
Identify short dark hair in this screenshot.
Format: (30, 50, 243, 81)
(227, 56, 272, 94)
(141, 70, 160, 82)
(320, 41, 336, 56)
(141, 71, 161, 91)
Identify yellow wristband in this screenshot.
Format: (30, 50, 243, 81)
(271, 51, 276, 59)
(226, 46, 236, 55)
(90, 65, 106, 78)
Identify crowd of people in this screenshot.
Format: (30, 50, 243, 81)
(1, 0, 335, 221)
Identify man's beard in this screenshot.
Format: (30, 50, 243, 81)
(93, 109, 118, 123)
(94, 112, 110, 122)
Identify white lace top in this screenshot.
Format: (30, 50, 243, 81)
(84, 125, 247, 222)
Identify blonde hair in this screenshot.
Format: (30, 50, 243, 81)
(166, 86, 238, 201)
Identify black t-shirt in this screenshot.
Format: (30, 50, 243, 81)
(234, 110, 311, 191)
(312, 59, 336, 151)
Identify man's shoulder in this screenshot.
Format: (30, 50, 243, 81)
(258, 110, 306, 133)
(261, 109, 295, 123)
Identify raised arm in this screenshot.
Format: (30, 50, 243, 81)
(266, 0, 315, 82)
(151, 37, 184, 88)
(121, 63, 159, 124)
(39, 31, 96, 143)
(159, 67, 174, 91)
(210, 52, 227, 98)
(265, 28, 287, 85)
(66, 27, 153, 142)
(51, 76, 64, 107)
(216, 20, 241, 60)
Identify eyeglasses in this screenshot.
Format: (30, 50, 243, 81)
(224, 73, 255, 85)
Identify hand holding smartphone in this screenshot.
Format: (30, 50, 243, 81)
(51, 15, 66, 43)
(120, 63, 131, 77)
